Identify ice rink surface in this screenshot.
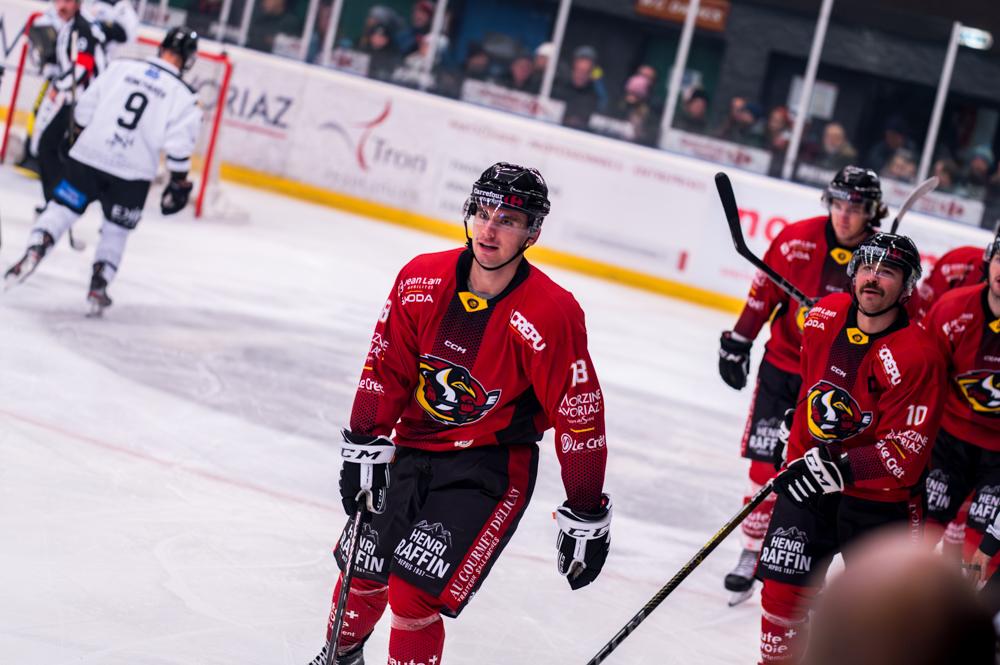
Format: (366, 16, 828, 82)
(0, 166, 768, 664)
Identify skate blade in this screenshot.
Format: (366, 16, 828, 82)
(728, 584, 756, 607)
(86, 301, 107, 318)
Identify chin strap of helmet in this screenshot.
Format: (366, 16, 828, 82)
(463, 214, 537, 272)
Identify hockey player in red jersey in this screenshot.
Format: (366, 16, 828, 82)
(308, 163, 611, 665)
(909, 244, 987, 321)
(923, 234, 1000, 573)
(717, 166, 885, 599)
(755, 232, 946, 664)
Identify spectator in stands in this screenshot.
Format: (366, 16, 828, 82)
(499, 51, 537, 93)
(764, 105, 792, 169)
(526, 42, 554, 93)
(932, 158, 960, 193)
(307, 2, 333, 64)
(553, 45, 607, 131)
(960, 145, 996, 200)
(715, 96, 764, 147)
(812, 121, 857, 170)
(881, 148, 918, 182)
(461, 41, 493, 82)
(865, 115, 915, 173)
(674, 87, 709, 134)
(246, 0, 302, 54)
(391, 33, 447, 90)
(611, 74, 655, 145)
(359, 8, 403, 82)
(635, 64, 662, 109)
(396, 0, 434, 57)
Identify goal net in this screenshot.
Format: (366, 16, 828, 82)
(0, 15, 239, 220)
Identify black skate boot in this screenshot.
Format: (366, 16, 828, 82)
(4, 231, 54, 290)
(86, 262, 113, 317)
(307, 641, 364, 665)
(724, 547, 759, 606)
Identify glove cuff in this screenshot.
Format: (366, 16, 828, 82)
(721, 330, 752, 351)
(339, 428, 396, 464)
(556, 494, 612, 539)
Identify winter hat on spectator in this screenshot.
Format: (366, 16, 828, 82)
(573, 45, 598, 62)
(535, 42, 554, 59)
(685, 87, 708, 104)
(970, 145, 996, 170)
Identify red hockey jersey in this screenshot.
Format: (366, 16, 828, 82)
(787, 293, 946, 502)
(733, 216, 858, 373)
(910, 245, 984, 321)
(924, 284, 1000, 449)
(349, 248, 607, 511)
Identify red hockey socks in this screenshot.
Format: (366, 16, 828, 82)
(326, 576, 388, 654)
(388, 575, 445, 665)
(759, 579, 812, 664)
(743, 462, 778, 550)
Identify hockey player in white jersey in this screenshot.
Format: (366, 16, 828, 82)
(87, 0, 139, 59)
(30, 0, 108, 205)
(5, 27, 202, 315)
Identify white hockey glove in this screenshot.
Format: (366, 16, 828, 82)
(338, 429, 395, 517)
(556, 493, 612, 590)
(773, 447, 849, 508)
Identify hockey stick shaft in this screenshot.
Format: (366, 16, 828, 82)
(65, 30, 86, 252)
(325, 495, 369, 665)
(585, 482, 774, 665)
(888, 176, 939, 234)
(714, 172, 816, 308)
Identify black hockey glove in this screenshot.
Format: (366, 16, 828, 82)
(773, 447, 850, 508)
(161, 172, 193, 216)
(556, 494, 612, 590)
(772, 408, 795, 472)
(718, 331, 753, 390)
(338, 429, 395, 518)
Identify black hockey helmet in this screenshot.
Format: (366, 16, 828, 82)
(464, 162, 551, 232)
(986, 221, 1000, 264)
(847, 232, 923, 299)
(160, 26, 198, 72)
(823, 165, 887, 223)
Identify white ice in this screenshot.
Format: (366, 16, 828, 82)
(0, 165, 767, 664)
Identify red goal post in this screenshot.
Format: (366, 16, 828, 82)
(0, 14, 233, 219)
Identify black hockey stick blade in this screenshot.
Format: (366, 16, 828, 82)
(888, 176, 939, 234)
(584, 482, 775, 664)
(714, 172, 816, 308)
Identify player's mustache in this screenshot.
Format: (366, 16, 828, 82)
(860, 280, 883, 295)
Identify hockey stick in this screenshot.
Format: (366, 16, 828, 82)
(64, 28, 85, 252)
(888, 176, 939, 234)
(715, 172, 816, 308)
(585, 481, 774, 664)
(325, 494, 370, 665)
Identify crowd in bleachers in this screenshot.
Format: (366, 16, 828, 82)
(167, 0, 1000, 220)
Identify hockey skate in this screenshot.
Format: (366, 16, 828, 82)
(4, 231, 54, 291)
(307, 641, 364, 665)
(724, 548, 759, 606)
(86, 262, 113, 317)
